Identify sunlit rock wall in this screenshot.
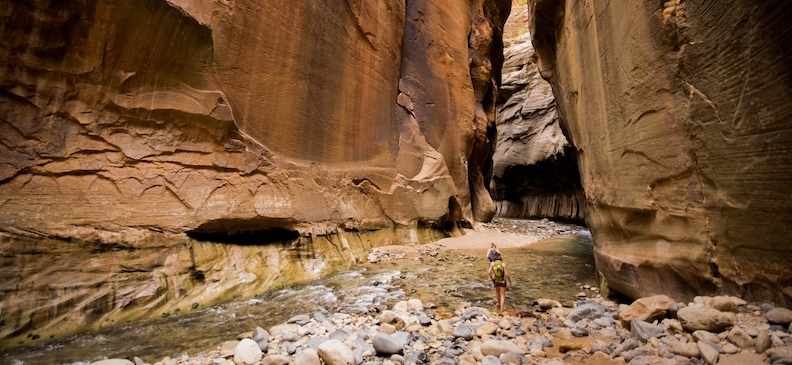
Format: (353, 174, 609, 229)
(529, 0, 792, 304)
(0, 0, 509, 344)
(492, 3, 584, 222)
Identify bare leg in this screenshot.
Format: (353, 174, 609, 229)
(496, 287, 506, 311)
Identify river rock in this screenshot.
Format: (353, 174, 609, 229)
(566, 302, 605, 323)
(438, 320, 454, 335)
(380, 323, 397, 335)
(453, 325, 474, 341)
(220, 341, 241, 357)
(697, 341, 720, 365)
(253, 329, 270, 352)
(480, 340, 525, 357)
(726, 326, 754, 349)
(499, 351, 526, 364)
(481, 355, 501, 365)
(766, 345, 792, 359)
(270, 324, 300, 337)
(721, 343, 739, 354)
(476, 322, 500, 337)
(538, 299, 561, 310)
(379, 311, 405, 330)
(317, 339, 355, 365)
(234, 338, 263, 365)
(709, 296, 744, 313)
(313, 312, 328, 323)
(527, 335, 554, 350)
(670, 341, 699, 358)
(288, 314, 311, 325)
(253, 327, 270, 343)
(613, 338, 640, 357)
(631, 320, 667, 342)
(261, 355, 291, 365)
(766, 308, 792, 325)
(281, 332, 301, 342)
(462, 307, 491, 321)
(293, 348, 321, 365)
(755, 329, 771, 354)
(691, 330, 720, 344)
(594, 316, 616, 328)
(372, 333, 406, 355)
(90, 360, 135, 365)
(407, 298, 424, 311)
(619, 295, 676, 328)
(677, 307, 734, 332)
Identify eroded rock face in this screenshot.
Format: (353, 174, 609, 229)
(0, 0, 509, 343)
(492, 3, 584, 221)
(529, 0, 792, 304)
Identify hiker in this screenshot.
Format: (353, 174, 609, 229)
(488, 251, 512, 311)
(486, 243, 499, 262)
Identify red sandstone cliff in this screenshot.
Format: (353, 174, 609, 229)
(0, 0, 510, 343)
(529, 0, 792, 305)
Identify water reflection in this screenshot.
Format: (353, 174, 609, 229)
(0, 222, 595, 365)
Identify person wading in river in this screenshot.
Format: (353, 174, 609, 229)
(488, 251, 512, 312)
(486, 243, 500, 262)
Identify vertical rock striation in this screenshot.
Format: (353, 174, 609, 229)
(529, 0, 792, 304)
(0, 0, 510, 344)
(492, 3, 584, 222)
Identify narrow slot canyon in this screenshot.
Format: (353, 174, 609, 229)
(1, 0, 791, 364)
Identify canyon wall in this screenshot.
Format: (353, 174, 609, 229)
(529, 0, 792, 304)
(0, 0, 509, 344)
(492, 4, 584, 222)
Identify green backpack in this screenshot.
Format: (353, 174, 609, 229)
(493, 260, 504, 281)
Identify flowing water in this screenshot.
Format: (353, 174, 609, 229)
(0, 220, 595, 365)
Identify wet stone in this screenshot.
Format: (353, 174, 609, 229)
(756, 329, 772, 353)
(631, 320, 667, 342)
(697, 341, 720, 365)
(622, 348, 656, 362)
(766, 308, 792, 325)
(287, 314, 311, 325)
(613, 338, 640, 357)
(452, 326, 474, 341)
(571, 327, 589, 337)
(372, 333, 406, 355)
(313, 312, 328, 323)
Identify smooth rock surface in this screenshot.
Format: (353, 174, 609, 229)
(372, 333, 406, 355)
(529, 0, 792, 304)
(293, 349, 321, 365)
(619, 295, 676, 328)
(677, 307, 735, 332)
(492, 15, 584, 221)
(697, 341, 720, 365)
(0, 0, 511, 344)
(317, 339, 355, 365)
(233, 339, 263, 365)
(669, 341, 699, 358)
(480, 340, 525, 357)
(766, 308, 792, 325)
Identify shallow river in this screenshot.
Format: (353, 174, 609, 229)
(0, 220, 595, 365)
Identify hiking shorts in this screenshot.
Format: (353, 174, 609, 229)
(494, 281, 506, 288)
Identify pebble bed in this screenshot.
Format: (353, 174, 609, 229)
(85, 293, 792, 365)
